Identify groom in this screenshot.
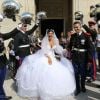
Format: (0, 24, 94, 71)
(68, 21, 94, 96)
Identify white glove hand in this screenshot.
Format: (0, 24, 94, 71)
(10, 50, 15, 56)
(15, 56, 20, 60)
(35, 19, 40, 25)
(17, 23, 23, 30)
(38, 38, 41, 43)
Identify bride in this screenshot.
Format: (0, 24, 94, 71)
(15, 29, 76, 100)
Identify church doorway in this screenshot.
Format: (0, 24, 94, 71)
(40, 19, 64, 38)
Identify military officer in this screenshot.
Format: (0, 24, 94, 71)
(68, 21, 94, 96)
(13, 23, 38, 69)
(83, 20, 97, 81)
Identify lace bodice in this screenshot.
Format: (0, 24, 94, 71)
(46, 45, 56, 57)
(41, 43, 64, 58)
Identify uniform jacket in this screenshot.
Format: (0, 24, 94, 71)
(83, 24, 97, 42)
(0, 28, 19, 69)
(68, 32, 94, 63)
(13, 24, 38, 58)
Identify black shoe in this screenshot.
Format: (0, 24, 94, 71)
(81, 88, 86, 92)
(87, 78, 92, 83)
(75, 90, 81, 96)
(87, 78, 94, 83)
(5, 96, 12, 100)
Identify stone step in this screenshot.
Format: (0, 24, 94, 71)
(86, 85, 100, 99)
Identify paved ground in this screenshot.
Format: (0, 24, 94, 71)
(4, 70, 100, 100)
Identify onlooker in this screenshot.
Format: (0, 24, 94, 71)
(59, 32, 66, 48)
(96, 22, 100, 71)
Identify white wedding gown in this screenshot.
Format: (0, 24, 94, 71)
(16, 44, 76, 100)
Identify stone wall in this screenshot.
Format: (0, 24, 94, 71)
(73, 0, 100, 24)
(38, 0, 65, 19)
(38, 0, 73, 32)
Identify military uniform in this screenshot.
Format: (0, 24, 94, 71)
(13, 25, 38, 64)
(83, 24, 97, 43)
(83, 24, 97, 80)
(0, 28, 19, 99)
(68, 32, 94, 94)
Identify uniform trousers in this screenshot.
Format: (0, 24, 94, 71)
(72, 61, 86, 91)
(0, 66, 6, 100)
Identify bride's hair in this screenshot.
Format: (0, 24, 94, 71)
(41, 29, 59, 49)
(41, 29, 63, 55)
(46, 29, 55, 34)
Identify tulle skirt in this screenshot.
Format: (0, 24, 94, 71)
(15, 50, 76, 99)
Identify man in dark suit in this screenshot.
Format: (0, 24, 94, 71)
(0, 28, 19, 100)
(68, 21, 94, 96)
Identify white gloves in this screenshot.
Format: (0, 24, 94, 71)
(17, 23, 23, 30)
(9, 50, 15, 56)
(15, 56, 20, 60)
(35, 19, 40, 25)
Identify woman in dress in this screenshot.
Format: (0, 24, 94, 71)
(16, 29, 76, 100)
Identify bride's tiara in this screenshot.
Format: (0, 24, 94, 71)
(46, 29, 55, 33)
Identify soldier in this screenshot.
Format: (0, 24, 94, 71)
(96, 22, 100, 71)
(0, 28, 19, 100)
(13, 23, 38, 71)
(83, 20, 97, 44)
(68, 21, 94, 96)
(83, 20, 97, 81)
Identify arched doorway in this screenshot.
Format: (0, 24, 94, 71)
(35, 0, 73, 33)
(41, 19, 64, 38)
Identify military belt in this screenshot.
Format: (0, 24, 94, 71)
(19, 44, 30, 48)
(73, 48, 87, 52)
